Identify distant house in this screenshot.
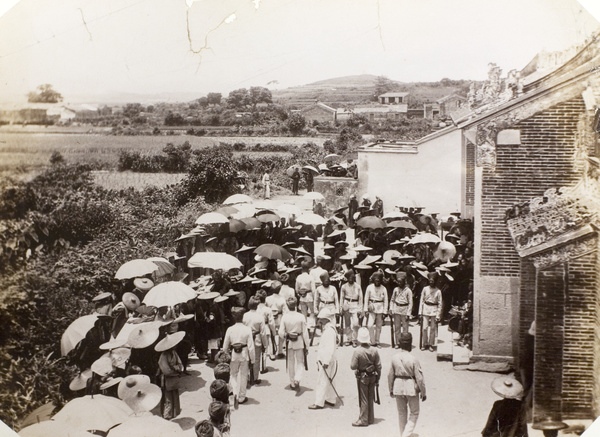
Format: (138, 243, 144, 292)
(378, 92, 409, 105)
(301, 102, 337, 123)
(69, 104, 101, 119)
(47, 106, 76, 122)
(437, 94, 467, 118)
(423, 102, 440, 120)
(337, 104, 408, 122)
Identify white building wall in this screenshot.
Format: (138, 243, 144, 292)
(357, 128, 463, 215)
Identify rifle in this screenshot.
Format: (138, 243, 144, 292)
(317, 360, 343, 405)
(375, 381, 381, 405)
(419, 316, 423, 350)
(249, 359, 255, 385)
(260, 348, 267, 374)
(390, 312, 395, 348)
(303, 347, 308, 371)
(339, 312, 344, 346)
(309, 324, 319, 346)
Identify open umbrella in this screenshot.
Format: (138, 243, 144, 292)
(286, 164, 301, 177)
(254, 244, 292, 261)
(19, 421, 93, 437)
(386, 220, 418, 231)
(142, 282, 197, 308)
(52, 395, 132, 433)
(276, 203, 302, 217)
(356, 216, 386, 229)
(195, 212, 229, 225)
(255, 212, 280, 223)
(323, 153, 341, 163)
(383, 249, 402, 264)
(61, 314, 100, 356)
(434, 241, 457, 262)
(382, 211, 410, 220)
(296, 213, 327, 226)
(318, 163, 329, 172)
(231, 203, 256, 219)
(223, 194, 253, 205)
(107, 414, 184, 437)
(302, 165, 319, 175)
(188, 252, 243, 270)
(115, 259, 158, 280)
(240, 216, 262, 229)
(146, 257, 176, 277)
(409, 232, 442, 244)
(214, 206, 239, 217)
(20, 402, 57, 429)
(304, 191, 325, 200)
(224, 218, 246, 233)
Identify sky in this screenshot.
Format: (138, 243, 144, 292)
(0, 0, 598, 103)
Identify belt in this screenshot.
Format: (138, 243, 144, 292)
(424, 301, 438, 306)
(395, 375, 412, 379)
(394, 302, 409, 306)
(346, 298, 359, 302)
(370, 299, 383, 303)
(320, 299, 334, 304)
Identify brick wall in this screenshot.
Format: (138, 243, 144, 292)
(518, 258, 536, 368)
(562, 247, 598, 417)
(465, 141, 475, 207)
(480, 97, 586, 276)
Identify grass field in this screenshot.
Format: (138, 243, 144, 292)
(92, 171, 186, 190)
(0, 132, 327, 173)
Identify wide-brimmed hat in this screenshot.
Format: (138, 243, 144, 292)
(91, 356, 114, 377)
(317, 307, 335, 320)
(491, 377, 524, 399)
(353, 244, 372, 252)
(69, 369, 92, 392)
(122, 292, 141, 311)
(236, 275, 255, 284)
(92, 292, 112, 302)
(198, 291, 220, 300)
(99, 376, 123, 391)
(123, 383, 162, 413)
(127, 324, 160, 349)
(291, 247, 311, 257)
(353, 264, 373, 270)
(173, 313, 194, 324)
(99, 337, 128, 351)
(133, 278, 154, 292)
(104, 347, 131, 369)
(224, 289, 240, 297)
(328, 229, 346, 238)
(214, 296, 228, 304)
(299, 236, 314, 242)
(155, 331, 186, 352)
(416, 269, 429, 279)
(235, 245, 256, 253)
(118, 374, 151, 399)
(282, 242, 296, 248)
(357, 327, 370, 344)
(359, 254, 381, 264)
(322, 244, 335, 250)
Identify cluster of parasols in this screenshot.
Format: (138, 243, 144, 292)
(286, 153, 358, 180)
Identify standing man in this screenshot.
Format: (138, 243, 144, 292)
(242, 297, 266, 385)
(295, 261, 316, 334)
(304, 169, 314, 193)
(373, 195, 384, 218)
(390, 272, 413, 346)
(350, 327, 382, 427)
(265, 281, 288, 359)
(308, 308, 339, 410)
(223, 307, 254, 406)
(388, 333, 426, 437)
(314, 272, 339, 323)
(262, 171, 271, 199)
(419, 272, 443, 352)
(291, 167, 301, 195)
(340, 271, 363, 347)
(348, 194, 359, 228)
(363, 271, 389, 347)
(279, 297, 309, 390)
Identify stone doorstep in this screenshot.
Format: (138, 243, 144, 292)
(436, 325, 453, 362)
(528, 419, 592, 437)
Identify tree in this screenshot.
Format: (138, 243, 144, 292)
(207, 92, 222, 105)
(287, 112, 306, 136)
(176, 149, 239, 204)
(198, 97, 209, 108)
(248, 87, 272, 108)
(227, 88, 249, 109)
(122, 103, 144, 118)
(373, 76, 395, 100)
(27, 84, 63, 103)
(164, 112, 186, 126)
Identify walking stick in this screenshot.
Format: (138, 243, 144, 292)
(317, 360, 344, 405)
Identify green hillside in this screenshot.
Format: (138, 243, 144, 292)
(272, 75, 475, 108)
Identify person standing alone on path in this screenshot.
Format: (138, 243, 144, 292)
(291, 168, 300, 195)
(388, 332, 426, 437)
(262, 171, 271, 199)
(350, 327, 381, 427)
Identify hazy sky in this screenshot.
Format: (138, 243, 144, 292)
(0, 0, 598, 103)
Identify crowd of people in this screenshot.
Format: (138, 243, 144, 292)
(43, 192, 477, 437)
(289, 158, 359, 195)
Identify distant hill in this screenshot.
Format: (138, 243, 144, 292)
(272, 74, 475, 108)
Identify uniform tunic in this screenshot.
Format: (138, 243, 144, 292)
(388, 350, 426, 437)
(350, 345, 382, 425)
(223, 322, 255, 401)
(279, 310, 309, 385)
(340, 282, 363, 343)
(314, 323, 338, 407)
(363, 284, 389, 345)
(314, 284, 339, 316)
(243, 310, 266, 380)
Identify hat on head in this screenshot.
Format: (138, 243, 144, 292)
(104, 347, 131, 369)
(215, 351, 231, 365)
(396, 271, 407, 281)
(353, 264, 372, 270)
(133, 278, 154, 292)
(127, 324, 160, 349)
(117, 374, 151, 399)
(206, 236, 217, 244)
(99, 337, 128, 351)
(173, 313, 194, 324)
(92, 292, 112, 302)
(214, 296, 228, 304)
(491, 377, 524, 400)
(357, 327, 370, 344)
(122, 292, 141, 311)
(210, 379, 230, 403)
(335, 240, 349, 246)
(224, 289, 240, 297)
(198, 291, 220, 300)
(354, 244, 372, 252)
(209, 401, 229, 422)
(399, 333, 412, 348)
(322, 244, 335, 250)
(69, 369, 93, 392)
(317, 307, 335, 321)
(235, 245, 255, 253)
(123, 383, 162, 413)
(155, 331, 186, 352)
(99, 376, 122, 391)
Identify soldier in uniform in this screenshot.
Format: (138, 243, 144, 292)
(242, 296, 266, 385)
(313, 272, 339, 324)
(363, 271, 389, 347)
(419, 272, 443, 351)
(340, 270, 363, 347)
(350, 327, 382, 427)
(390, 272, 413, 345)
(222, 307, 254, 406)
(278, 297, 309, 390)
(265, 280, 288, 359)
(295, 261, 316, 333)
(388, 333, 426, 437)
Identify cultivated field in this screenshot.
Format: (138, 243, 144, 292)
(92, 171, 186, 190)
(0, 131, 327, 174)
